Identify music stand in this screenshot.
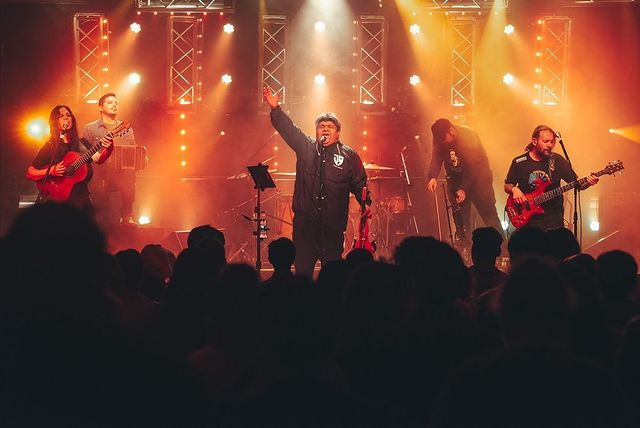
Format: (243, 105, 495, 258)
(247, 163, 276, 271)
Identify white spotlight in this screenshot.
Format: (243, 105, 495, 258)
(138, 215, 151, 225)
(409, 24, 420, 35)
(502, 73, 515, 85)
(409, 75, 421, 86)
(221, 73, 232, 84)
(130, 22, 141, 33)
(314, 21, 326, 32)
(128, 73, 141, 84)
(314, 74, 326, 85)
(223, 23, 234, 34)
(589, 220, 600, 232)
(27, 119, 48, 139)
(504, 24, 515, 35)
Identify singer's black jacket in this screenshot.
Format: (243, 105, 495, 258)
(270, 106, 368, 232)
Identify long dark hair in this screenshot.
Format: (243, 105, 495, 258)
(48, 104, 81, 150)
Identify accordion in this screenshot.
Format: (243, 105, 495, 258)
(110, 145, 147, 171)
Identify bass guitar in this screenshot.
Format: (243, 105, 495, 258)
(506, 160, 624, 229)
(353, 186, 376, 254)
(37, 121, 131, 202)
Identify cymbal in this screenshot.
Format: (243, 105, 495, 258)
(369, 176, 401, 181)
(364, 162, 395, 171)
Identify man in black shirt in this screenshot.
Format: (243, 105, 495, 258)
(426, 118, 503, 242)
(504, 124, 599, 231)
(263, 87, 369, 277)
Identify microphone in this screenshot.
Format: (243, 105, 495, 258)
(319, 135, 327, 144)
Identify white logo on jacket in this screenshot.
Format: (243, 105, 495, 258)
(333, 154, 344, 167)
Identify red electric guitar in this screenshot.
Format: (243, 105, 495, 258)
(506, 160, 624, 229)
(353, 186, 376, 254)
(37, 121, 131, 202)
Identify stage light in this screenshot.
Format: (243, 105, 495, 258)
(130, 22, 141, 33)
(314, 21, 326, 32)
(589, 220, 600, 232)
(181, 160, 187, 167)
(409, 75, 420, 86)
(314, 74, 326, 85)
(180, 129, 186, 135)
(536, 51, 542, 57)
(180, 113, 186, 120)
(26, 119, 48, 140)
(221, 74, 232, 84)
(180, 145, 187, 151)
(223, 23, 234, 34)
(128, 73, 141, 84)
(409, 24, 420, 35)
(220, 131, 225, 136)
(138, 215, 150, 225)
(608, 128, 617, 134)
(504, 24, 515, 35)
(502, 73, 515, 85)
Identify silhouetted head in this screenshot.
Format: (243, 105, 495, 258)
(471, 227, 503, 265)
(597, 250, 638, 300)
(546, 227, 580, 261)
(267, 237, 295, 271)
(187, 224, 225, 247)
(508, 226, 552, 266)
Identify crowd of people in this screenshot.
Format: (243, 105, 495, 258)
(1, 201, 638, 426)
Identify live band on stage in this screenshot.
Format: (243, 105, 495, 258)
(28, 96, 623, 269)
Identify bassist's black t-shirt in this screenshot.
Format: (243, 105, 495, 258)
(505, 152, 577, 229)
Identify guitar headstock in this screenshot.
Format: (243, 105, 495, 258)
(603, 160, 624, 176)
(112, 121, 131, 138)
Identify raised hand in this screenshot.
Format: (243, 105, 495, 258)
(263, 86, 279, 109)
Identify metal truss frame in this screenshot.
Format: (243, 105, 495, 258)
(535, 17, 571, 107)
(74, 13, 109, 105)
(357, 16, 386, 114)
(260, 15, 287, 105)
(168, 16, 203, 110)
(450, 17, 475, 108)
(137, 0, 234, 12)
(427, 0, 508, 9)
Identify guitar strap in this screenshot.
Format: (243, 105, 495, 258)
(548, 153, 555, 182)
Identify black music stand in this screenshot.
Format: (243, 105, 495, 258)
(247, 163, 276, 271)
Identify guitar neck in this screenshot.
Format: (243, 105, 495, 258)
(68, 133, 113, 172)
(533, 170, 606, 205)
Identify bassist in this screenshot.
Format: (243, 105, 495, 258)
(26, 105, 113, 215)
(504, 125, 599, 231)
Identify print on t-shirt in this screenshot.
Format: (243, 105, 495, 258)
(529, 170, 550, 190)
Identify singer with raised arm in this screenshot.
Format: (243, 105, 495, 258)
(262, 86, 370, 277)
(26, 105, 113, 215)
(504, 124, 599, 231)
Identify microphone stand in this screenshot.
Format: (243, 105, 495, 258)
(318, 140, 326, 266)
(556, 132, 578, 239)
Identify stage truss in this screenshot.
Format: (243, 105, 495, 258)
(136, 0, 234, 12)
(427, 0, 508, 9)
(74, 13, 109, 105)
(357, 16, 386, 114)
(450, 17, 476, 109)
(168, 16, 204, 110)
(535, 17, 571, 107)
(260, 15, 287, 106)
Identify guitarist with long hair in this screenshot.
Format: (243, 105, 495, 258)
(26, 105, 113, 215)
(504, 125, 599, 231)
